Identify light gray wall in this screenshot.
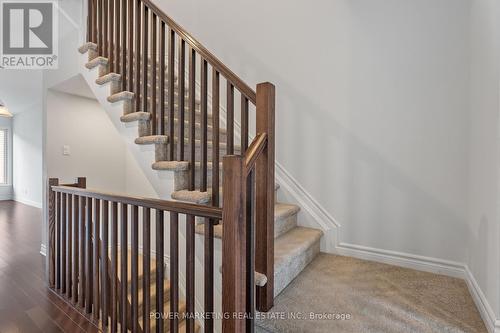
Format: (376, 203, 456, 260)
(46, 90, 127, 191)
(0, 117, 13, 200)
(468, 0, 500, 317)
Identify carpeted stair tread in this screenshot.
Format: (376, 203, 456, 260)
(171, 189, 213, 204)
(152, 161, 190, 171)
(85, 56, 108, 69)
(274, 227, 322, 268)
(135, 135, 169, 145)
(108, 91, 134, 103)
(194, 203, 300, 239)
(171, 182, 280, 205)
(78, 42, 98, 54)
(208, 226, 320, 294)
(96, 73, 121, 85)
(121, 112, 151, 122)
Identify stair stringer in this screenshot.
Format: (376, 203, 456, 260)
(78, 50, 218, 332)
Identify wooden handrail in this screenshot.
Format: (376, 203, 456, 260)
(84, 2, 276, 330)
(141, 0, 257, 104)
(52, 185, 222, 220)
(244, 133, 267, 175)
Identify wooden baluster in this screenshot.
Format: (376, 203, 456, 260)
(131, 205, 139, 332)
(101, 201, 109, 327)
(241, 96, 249, 153)
(56, 191, 62, 290)
(200, 59, 208, 191)
(255, 82, 276, 311)
(87, 0, 92, 42)
(93, 199, 101, 321)
(85, 197, 93, 313)
(61, 193, 67, 294)
(93, 0, 98, 45)
(134, 0, 141, 110)
(72, 195, 79, 303)
(178, 38, 186, 161)
(67, 193, 73, 299)
(47, 178, 58, 289)
(222, 155, 247, 332)
(110, 202, 119, 333)
(212, 69, 220, 208)
(142, 5, 149, 113)
(103, 0, 108, 58)
(159, 21, 166, 135)
(78, 195, 86, 309)
(168, 29, 175, 160)
(185, 215, 195, 333)
(121, 0, 126, 90)
(188, 49, 196, 190)
(156, 210, 165, 333)
(115, 0, 120, 76)
(128, 0, 134, 93)
(109, 0, 114, 72)
(227, 83, 234, 155)
(170, 212, 179, 333)
(151, 15, 158, 136)
(204, 219, 214, 333)
(120, 203, 128, 333)
(98, 0, 103, 54)
(246, 170, 256, 332)
(142, 207, 151, 333)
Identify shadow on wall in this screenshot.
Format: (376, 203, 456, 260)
(235, 39, 469, 264)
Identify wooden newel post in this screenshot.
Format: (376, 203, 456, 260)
(255, 82, 275, 311)
(47, 178, 59, 288)
(222, 155, 248, 332)
(76, 177, 87, 189)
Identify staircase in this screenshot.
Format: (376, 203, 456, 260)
(47, 0, 324, 332)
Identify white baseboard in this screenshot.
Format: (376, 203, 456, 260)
(274, 157, 499, 332)
(334, 242, 499, 333)
(463, 266, 500, 333)
(335, 242, 465, 278)
(14, 196, 42, 209)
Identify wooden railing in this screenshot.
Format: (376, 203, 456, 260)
(80, 0, 276, 331)
(47, 177, 223, 333)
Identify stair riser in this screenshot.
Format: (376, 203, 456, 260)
(275, 213, 298, 239)
(274, 240, 320, 297)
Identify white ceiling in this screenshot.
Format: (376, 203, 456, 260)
(0, 70, 43, 114)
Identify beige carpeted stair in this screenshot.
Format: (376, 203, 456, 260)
(79, 41, 323, 327)
(112, 249, 200, 333)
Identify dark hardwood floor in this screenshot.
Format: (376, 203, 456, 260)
(0, 200, 98, 333)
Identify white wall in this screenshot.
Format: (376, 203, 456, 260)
(468, 0, 500, 320)
(0, 70, 43, 207)
(0, 117, 13, 200)
(13, 104, 44, 208)
(46, 89, 127, 191)
(46, 87, 155, 197)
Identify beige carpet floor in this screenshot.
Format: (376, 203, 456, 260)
(256, 253, 487, 333)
